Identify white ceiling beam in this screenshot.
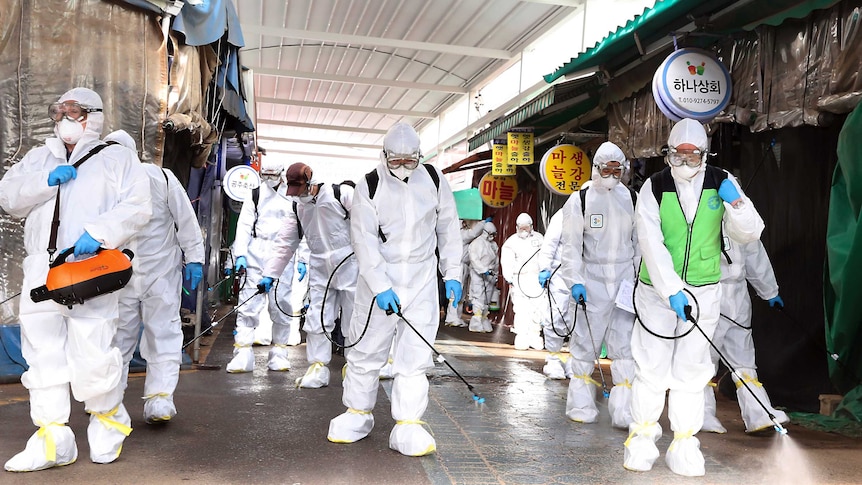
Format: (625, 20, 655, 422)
(257, 119, 388, 135)
(519, 0, 584, 6)
(266, 149, 379, 161)
(256, 97, 435, 118)
(252, 66, 468, 94)
(242, 24, 513, 59)
(257, 135, 381, 150)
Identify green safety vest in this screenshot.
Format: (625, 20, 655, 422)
(640, 166, 728, 286)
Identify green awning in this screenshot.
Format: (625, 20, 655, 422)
(467, 74, 603, 151)
(544, 0, 843, 84)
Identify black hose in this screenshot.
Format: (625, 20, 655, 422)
(515, 247, 545, 299)
(182, 289, 263, 350)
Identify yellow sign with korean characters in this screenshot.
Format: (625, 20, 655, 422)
(507, 129, 534, 166)
(491, 138, 516, 176)
(539, 144, 592, 195)
(479, 172, 518, 208)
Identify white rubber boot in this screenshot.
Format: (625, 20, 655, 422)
(328, 409, 375, 443)
(226, 326, 255, 373)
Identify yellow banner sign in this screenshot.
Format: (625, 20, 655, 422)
(479, 172, 518, 208)
(539, 144, 592, 195)
(507, 131, 534, 166)
(491, 139, 516, 176)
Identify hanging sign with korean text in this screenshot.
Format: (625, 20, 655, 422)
(479, 172, 518, 208)
(491, 138, 516, 176)
(539, 144, 591, 195)
(653, 48, 732, 123)
(223, 165, 261, 202)
(507, 129, 534, 166)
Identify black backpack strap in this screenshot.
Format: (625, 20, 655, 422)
(292, 200, 304, 240)
(365, 169, 380, 200)
(332, 183, 349, 219)
(48, 142, 118, 260)
(423, 163, 440, 190)
(251, 187, 260, 239)
(580, 186, 589, 217)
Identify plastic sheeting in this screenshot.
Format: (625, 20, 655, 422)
(825, 101, 862, 418)
(607, 86, 675, 158)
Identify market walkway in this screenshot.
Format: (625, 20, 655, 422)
(1, 315, 860, 484)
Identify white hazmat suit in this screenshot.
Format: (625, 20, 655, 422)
(229, 162, 299, 373)
(107, 131, 205, 425)
(0, 88, 152, 470)
(264, 163, 358, 389)
(702, 236, 789, 433)
(328, 123, 462, 457)
(468, 222, 498, 333)
(500, 213, 545, 351)
(559, 142, 639, 427)
(627, 119, 764, 477)
(445, 220, 485, 326)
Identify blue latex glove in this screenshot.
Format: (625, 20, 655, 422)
(47, 165, 77, 186)
(571, 284, 587, 302)
(538, 270, 552, 288)
(484, 216, 493, 222)
(185, 262, 203, 290)
(258, 276, 274, 293)
(376, 288, 401, 313)
(235, 256, 247, 273)
(72, 231, 101, 257)
(718, 179, 741, 204)
(669, 291, 689, 321)
(484, 270, 493, 276)
(297, 262, 307, 281)
(768, 295, 784, 309)
(444, 280, 462, 308)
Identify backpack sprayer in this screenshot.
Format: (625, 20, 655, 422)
(30, 248, 134, 308)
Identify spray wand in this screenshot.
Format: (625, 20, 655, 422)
(684, 304, 788, 436)
(386, 304, 485, 403)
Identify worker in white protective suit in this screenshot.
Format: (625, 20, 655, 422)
(536, 209, 574, 380)
(500, 213, 545, 351)
(445, 219, 486, 326)
(0, 88, 152, 470)
(553, 142, 639, 427)
(228, 159, 300, 373)
(103, 131, 204, 425)
(701, 236, 788, 433)
(259, 162, 358, 389)
(627, 118, 764, 477)
(467, 221, 499, 333)
(328, 122, 462, 456)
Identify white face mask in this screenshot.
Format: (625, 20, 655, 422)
(593, 175, 620, 190)
(671, 163, 701, 181)
(517, 229, 530, 239)
(264, 179, 280, 189)
(57, 119, 84, 145)
(298, 193, 314, 202)
(390, 166, 414, 181)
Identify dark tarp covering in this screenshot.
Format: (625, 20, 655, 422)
(825, 101, 862, 419)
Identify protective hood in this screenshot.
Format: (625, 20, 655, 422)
(53, 87, 104, 142)
(483, 222, 497, 234)
(516, 213, 532, 226)
(668, 118, 708, 151)
(382, 122, 421, 160)
(592, 142, 629, 170)
(104, 130, 137, 152)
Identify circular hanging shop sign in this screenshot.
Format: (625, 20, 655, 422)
(539, 144, 592, 196)
(653, 48, 732, 123)
(478, 172, 518, 208)
(223, 165, 260, 202)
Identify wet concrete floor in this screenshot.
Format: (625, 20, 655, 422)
(1, 312, 861, 484)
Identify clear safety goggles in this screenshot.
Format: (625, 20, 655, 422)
(384, 150, 421, 170)
(259, 171, 281, 182)
(666, 147, 706, 168)
(597, 162, 624, 179)
(48, 102, 102, 122)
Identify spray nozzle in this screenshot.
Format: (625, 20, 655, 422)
(385, 303, 403, 316)
(684, 305, 695, 322)
(771, 417, 788, 435)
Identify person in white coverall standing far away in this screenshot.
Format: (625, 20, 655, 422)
(0, 87, 152, 471)
(328, 122, 462, 457)
(626, 118, 764, 477)
(468, 221, 498, 333)
(445, 219, 486, 326)
(104, 130, 205, 426)
(228, 159, 300, 373)
(554, 141, 639, 428)
(500, 213, 545, 351)
(258, 162, 358, 389)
